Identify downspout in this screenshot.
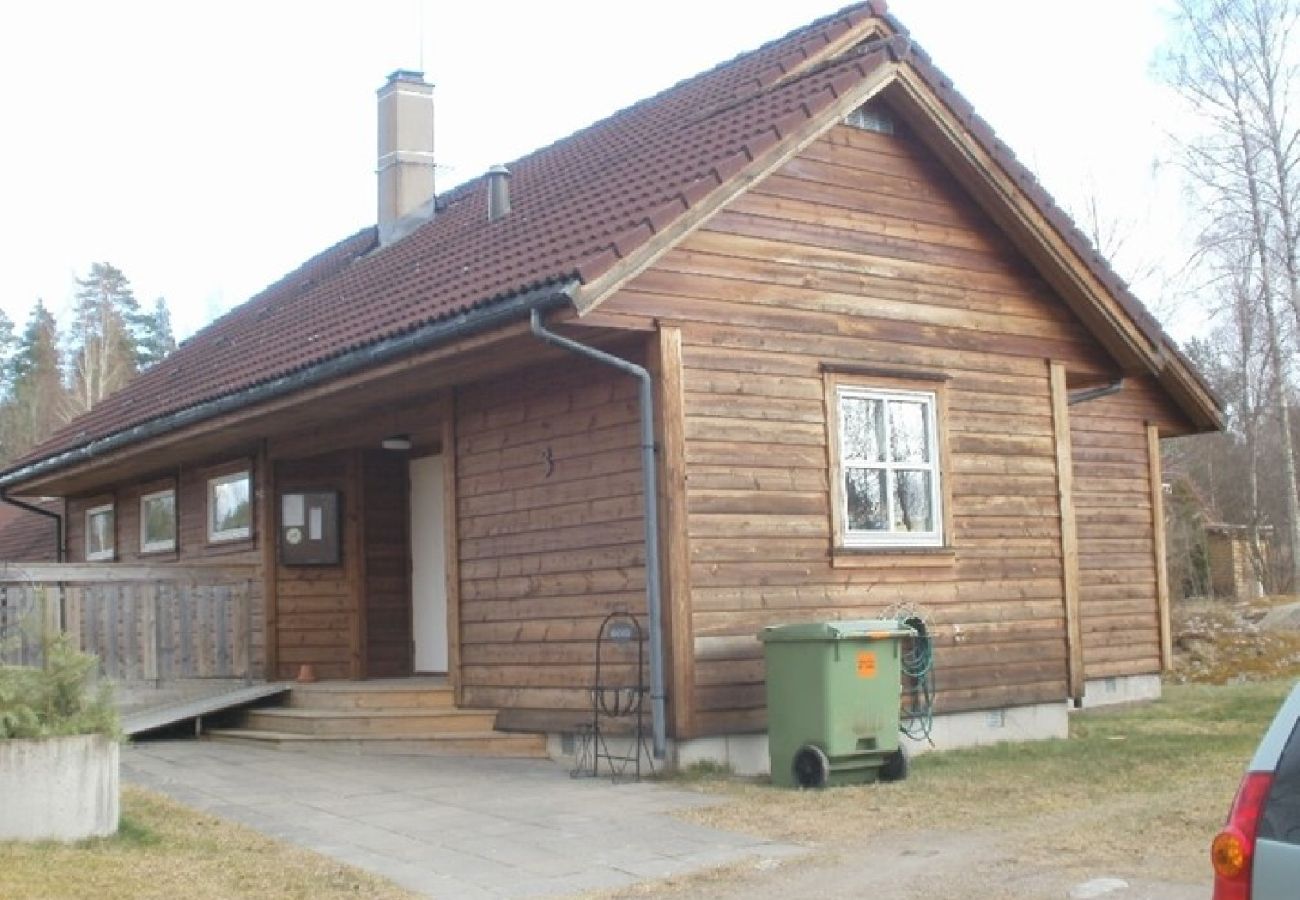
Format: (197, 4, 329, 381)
(0, 491, 63, 562)
(528, 309, 667, 760)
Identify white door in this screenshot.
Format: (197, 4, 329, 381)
(409, 454, 448, 672)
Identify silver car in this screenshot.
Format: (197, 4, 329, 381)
(1213, 682, 1300, 898)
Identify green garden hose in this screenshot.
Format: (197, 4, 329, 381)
(899, 615, 935, 744)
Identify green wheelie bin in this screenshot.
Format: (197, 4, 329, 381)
(760, 619, 915, 788)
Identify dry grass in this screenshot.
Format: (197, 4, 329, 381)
(672, 680, 1291, 883)
(1172, 596, 1300, 684)
(0, 785, 417, 900)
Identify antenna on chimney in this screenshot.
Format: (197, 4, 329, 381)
(417, 0, 425, 72)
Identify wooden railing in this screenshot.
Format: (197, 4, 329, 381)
(0, 563, 258, 682)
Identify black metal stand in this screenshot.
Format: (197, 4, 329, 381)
(570, 612, 654, 782)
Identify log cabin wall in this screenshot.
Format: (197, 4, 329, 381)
(272, 451, 353, 680)
(454, 354, 646, 716)
(1070, 375, 1183, 682)
(602, 118, 1190, 735)
(362, 449, 412, 677)
(63, 452, 266, 677)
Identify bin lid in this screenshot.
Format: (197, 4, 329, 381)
(758, 619, 916, 642)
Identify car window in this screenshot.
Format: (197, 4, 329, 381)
(1261, 719, 1300, 844)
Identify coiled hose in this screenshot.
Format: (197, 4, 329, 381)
(898, 615, 935, 744)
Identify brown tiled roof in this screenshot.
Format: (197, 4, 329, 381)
(0, 499, 60, 562)
(5, 0, 1219, 480)
(11, 2, 895, 472)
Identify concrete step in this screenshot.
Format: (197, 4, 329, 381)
(287, 681, 455, 711)
(243, 707, 498, 737)
(205, 728, 549, 758)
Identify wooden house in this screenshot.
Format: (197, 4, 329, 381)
(0, 3, 1220, 768)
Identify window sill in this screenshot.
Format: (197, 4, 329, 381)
(139, 547, 179, 559)
(203, 537, 255, 556)
(830, 546, 955, 569)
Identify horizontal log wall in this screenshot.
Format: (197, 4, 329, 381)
(272, 451, 353, 680)
(604, 121, 1188, 734)
(1070, 376, 1181, 680)
(455, 356, 647, 714)
(363, 450, 412, 677)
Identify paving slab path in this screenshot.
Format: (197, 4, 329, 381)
(123, 740, 804, 899)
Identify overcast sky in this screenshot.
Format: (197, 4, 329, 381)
(0, 0, 1195, 343)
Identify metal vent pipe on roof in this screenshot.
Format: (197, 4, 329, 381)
(486, 165, 511, 221)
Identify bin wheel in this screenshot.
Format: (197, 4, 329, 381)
(879, 745, 908, 782)
(791, 744, 830, 789)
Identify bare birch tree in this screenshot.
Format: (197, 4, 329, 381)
(1167, 0, 1300, 590)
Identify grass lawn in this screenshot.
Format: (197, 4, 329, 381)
(677, 679, 1294, 883)
(0, 785, 416, 900)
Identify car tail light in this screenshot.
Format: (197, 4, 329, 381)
(1212, 770, 1275, 900)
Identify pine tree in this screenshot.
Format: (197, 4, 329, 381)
(0, 308, 18, 402)
(136, 297, 176, 368)
(65, 262, 142, 416)
(0, 301, 68, 462)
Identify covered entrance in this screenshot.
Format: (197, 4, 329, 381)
(266, 390, 457, 682)
(408, 453, 448, 673)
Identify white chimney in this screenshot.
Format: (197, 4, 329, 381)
(376, 70, 435, 245)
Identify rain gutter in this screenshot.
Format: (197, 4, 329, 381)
(0, 280, 579, 492)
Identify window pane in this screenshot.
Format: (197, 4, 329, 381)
(144, 494, 175, 546)
(892, 470, 934, 532)
(842, 397, 884, 462)
(888, 400, 930, 463)
(88, 510, 113, 557)
(212, 475, 251, 537)
(845, 468, 887, 532)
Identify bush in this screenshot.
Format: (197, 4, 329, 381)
(0, 633, 119, 740)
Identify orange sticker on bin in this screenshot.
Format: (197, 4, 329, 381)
(856, 651, 877, 678)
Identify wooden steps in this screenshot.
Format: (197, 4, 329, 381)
(205, 680, 548, 759)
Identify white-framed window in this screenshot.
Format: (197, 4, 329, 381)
(139, 489, 176, 553)
(85, 503, 115, 561)
(835, 385, 943, 548)
(208, 470, 252, 543)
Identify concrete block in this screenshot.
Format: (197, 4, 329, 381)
(0, 734, 120, 840)
(1077, 674, 1161, 709)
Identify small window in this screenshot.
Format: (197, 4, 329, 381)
(140, 489, 176, 553)
(835, 386, 943, 548)
(208, 471, 252, 543)
(85, 504, 115, 561)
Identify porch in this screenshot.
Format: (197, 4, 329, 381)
(5, 319, 660, 746)
(0, 564, 543, 756)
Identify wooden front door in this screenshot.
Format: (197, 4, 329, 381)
(409, 454, 448, 673)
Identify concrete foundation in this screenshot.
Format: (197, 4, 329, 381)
(0, 734, 120, 840)
(545, 674, 1163, 776)
(1076, 673, 1162, 709)
(546, 697, 1072, 777)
